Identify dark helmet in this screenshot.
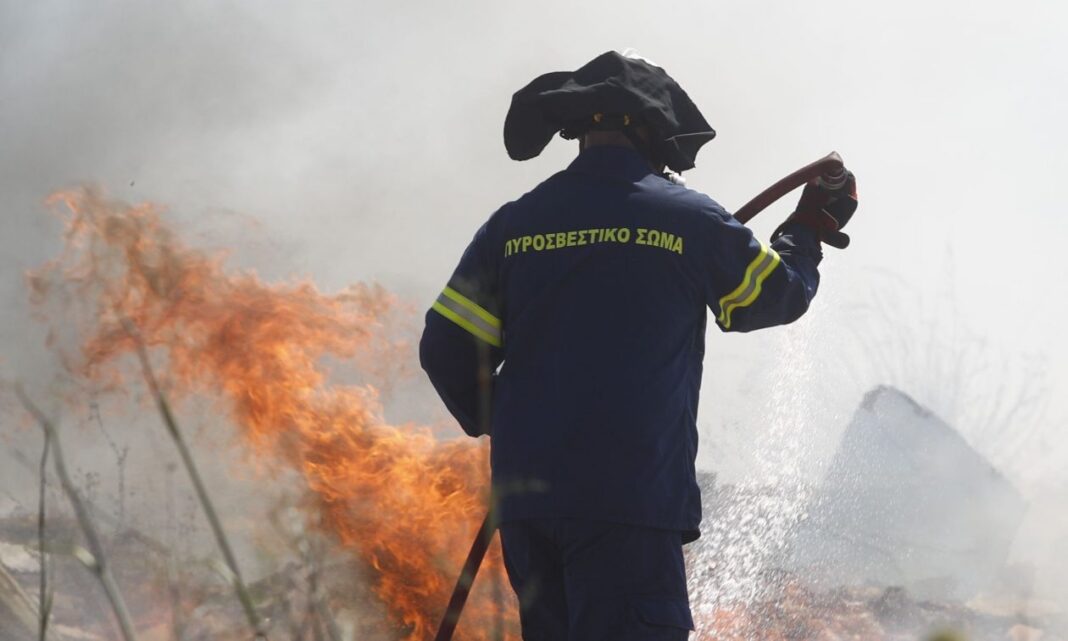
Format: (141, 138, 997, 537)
(504, 51, 716, 173)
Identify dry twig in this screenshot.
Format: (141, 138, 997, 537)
(38, 429, 53, 641)
(90, 399, 129, 530)
(16, 385, 140, 641)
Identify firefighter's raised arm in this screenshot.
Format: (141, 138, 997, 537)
(702, 203, 823, 333)
(703, 171, 858, 332)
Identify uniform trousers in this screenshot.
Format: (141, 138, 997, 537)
(499, 518, 694, 641)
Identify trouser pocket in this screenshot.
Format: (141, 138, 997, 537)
(628, 597, 694, 640)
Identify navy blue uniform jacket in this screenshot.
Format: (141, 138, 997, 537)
(420, 146, 822, 542)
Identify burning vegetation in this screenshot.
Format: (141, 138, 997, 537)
(13, 187, 518, 640)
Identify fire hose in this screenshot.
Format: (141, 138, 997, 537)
(432, 151, 850, 641)
(733, 151, 846, 224)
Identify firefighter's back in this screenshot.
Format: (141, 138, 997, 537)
(490, 145, 711, 539)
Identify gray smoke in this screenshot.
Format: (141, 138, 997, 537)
(2, 0, 1066, 631)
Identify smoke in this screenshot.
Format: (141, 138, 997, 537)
(2, 0, 1067, 634)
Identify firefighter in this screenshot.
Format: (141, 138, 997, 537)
(419, 51, 857, 640)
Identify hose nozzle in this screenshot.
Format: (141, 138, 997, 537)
(820, 153, 845, 192)
(818, 165, 849, 191)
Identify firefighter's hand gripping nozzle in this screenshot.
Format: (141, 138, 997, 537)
(777, 164, 858, 249)
(733, 150, 859, 249)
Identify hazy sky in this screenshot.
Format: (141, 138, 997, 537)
(2, 0, 1066, 494)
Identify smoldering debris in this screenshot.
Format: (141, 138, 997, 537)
(693, 579, 1063, 641)
(2, 501, 1065, 641)
(0, 496, 393, 641)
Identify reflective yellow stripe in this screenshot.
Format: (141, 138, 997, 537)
(441, 286, 501, 328)
(432, 286, 503, 347)
(432, 301, 502, 347)
(717, 241, 782, 330)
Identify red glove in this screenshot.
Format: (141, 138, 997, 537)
(781, 171, 858, 249)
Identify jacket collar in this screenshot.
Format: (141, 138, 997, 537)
(565, 145, 656, 183)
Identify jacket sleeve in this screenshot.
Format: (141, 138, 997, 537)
(419, 221, 504, 437)
(701, 202, 822, 333)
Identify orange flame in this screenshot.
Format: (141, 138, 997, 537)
(29, 187, 518, 640)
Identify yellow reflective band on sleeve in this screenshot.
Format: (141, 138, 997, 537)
(431, 286, 502, 347)
(441, 287, 501, 329)
(717, 241, 782, 330)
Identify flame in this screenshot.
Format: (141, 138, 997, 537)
(29, 187, 517, 640)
